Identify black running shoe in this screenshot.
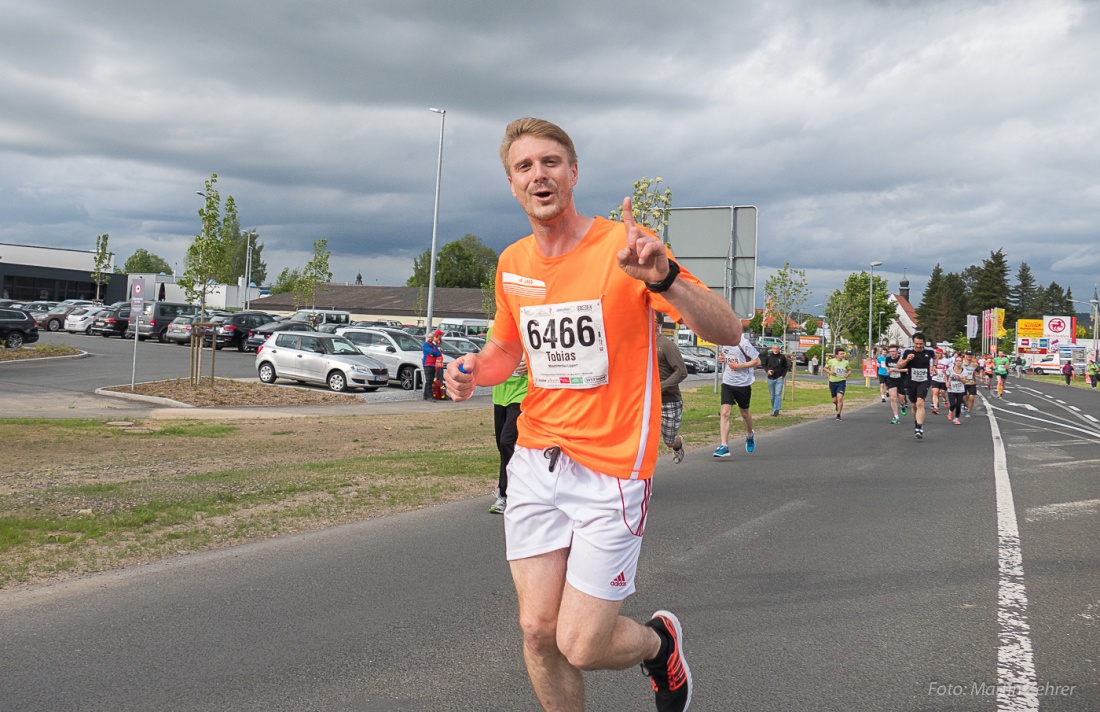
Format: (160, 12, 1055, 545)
(642, 611, 692, 711)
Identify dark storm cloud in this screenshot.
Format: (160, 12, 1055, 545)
(1, 0, 1098, 306)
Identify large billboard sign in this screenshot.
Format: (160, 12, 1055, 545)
(1015, 315, 1076, 354)
(665, 206, 758, 321)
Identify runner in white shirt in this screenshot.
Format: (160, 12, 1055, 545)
(714, 340, 761, 456)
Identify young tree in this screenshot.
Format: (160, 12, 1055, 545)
(295, 238, 333, 309)
(802, 316, 819, 336)
(91, 233, 112, 301)
(177, 174, 228, 316)
(824, 288, 862, 354)
(122, 248, 172, 275)
(608, 176, 673, 240)
(763, 261, 810, 346)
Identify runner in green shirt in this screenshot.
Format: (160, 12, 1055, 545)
(993, 351, 1010, 399)
(825, 348, 850, 420)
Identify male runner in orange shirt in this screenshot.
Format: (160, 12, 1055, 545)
(446, 117, 741, 712)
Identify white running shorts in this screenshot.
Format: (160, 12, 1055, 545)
(504, 445, 651, 601)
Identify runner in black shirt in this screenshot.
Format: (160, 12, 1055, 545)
(883, 344, 906, 425)
(898, 332, 938, 439)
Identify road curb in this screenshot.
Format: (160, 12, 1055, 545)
(94, 386, 196, 408)
(0, 349, 91, 365)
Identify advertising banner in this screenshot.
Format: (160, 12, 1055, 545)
(1044, 315, 1075, 343)
(1017, 319, 1044, 338)
(798, 335, 821, 350)
(862, 359, 877, 378)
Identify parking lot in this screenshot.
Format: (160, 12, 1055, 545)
(3, 331, 719, 416)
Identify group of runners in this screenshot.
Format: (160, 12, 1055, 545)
(865, 336, 1014, 438)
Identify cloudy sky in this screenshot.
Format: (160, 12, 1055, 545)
(2, 0, 1098, 313)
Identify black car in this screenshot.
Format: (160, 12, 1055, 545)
(0, 308, 41, 348)
(203, 311, 276, 351)
(242, 320, 316, 353)
(89, 306, 131, 338)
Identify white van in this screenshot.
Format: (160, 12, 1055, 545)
(435, 318, 489, 338)
(288, 309, 351, 328)
(1028, 354, 1061, 375)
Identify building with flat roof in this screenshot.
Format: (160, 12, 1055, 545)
(0, 242, 125, 303)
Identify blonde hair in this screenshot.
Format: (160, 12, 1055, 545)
(499, 117, 577, 174)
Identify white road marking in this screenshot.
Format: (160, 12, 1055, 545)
(1038, 458, 1100, 468)
(1086, 415, 1099, 424)
(1056, 399, 1066, 404)
(1070, 405, 1081, 412)
(1025, 498, 1100, 523)
(987, 405, 1100, 441)
(983, 397, 1040, 711)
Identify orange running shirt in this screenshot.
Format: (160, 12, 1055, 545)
(493, 217, 707, 480)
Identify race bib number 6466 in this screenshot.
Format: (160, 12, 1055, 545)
(520, 299, 609, 389)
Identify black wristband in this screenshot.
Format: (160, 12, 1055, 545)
(645, 259, 680, 293)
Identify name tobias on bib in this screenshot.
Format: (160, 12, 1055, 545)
(520, 299, 609, 389)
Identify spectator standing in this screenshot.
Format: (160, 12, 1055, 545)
(1062, 361, 1075, 386)
(762, 343, 789, 417)
(656, 319, 688, 464)
(1087, 359, 1099, 389)
(422, 330, 443, 401)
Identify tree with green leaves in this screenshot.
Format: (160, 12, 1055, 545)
(269, 267, 302, 295)
(178, 174, 228, 316)
(608, 176, 673, 240)
(1009, 262, 1040, 320)
(967, 248, 1011, 314)
(824, 288, 861, 354)
(832, 271, 891, 352)
(407, 234, 498, 289)
(91, 233, 112, 301)
(763, 261, 810, 346)
(916, 264, 945, 333)
(802, 316, 819, 336)
(1037, 281, 1072, 316)
(746, 310, 764, 337)
(295, 238, 333, 309)
(122, 248, 172, 275)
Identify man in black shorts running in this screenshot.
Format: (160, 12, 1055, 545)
(898, 332, 938, 439)
(883, 344, 906, 424)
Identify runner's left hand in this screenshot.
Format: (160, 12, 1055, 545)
(616, 197, 669, 284)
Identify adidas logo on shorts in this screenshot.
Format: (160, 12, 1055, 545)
(610, 572, 627, 587)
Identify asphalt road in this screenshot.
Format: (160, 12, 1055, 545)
(1, 375, 1097, 710)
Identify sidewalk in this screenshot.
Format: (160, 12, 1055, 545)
(0, 388, 493, 421)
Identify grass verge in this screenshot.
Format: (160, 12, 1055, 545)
(0, 379, 877, 590)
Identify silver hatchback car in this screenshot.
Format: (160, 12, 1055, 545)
(255, 333, 389, 392)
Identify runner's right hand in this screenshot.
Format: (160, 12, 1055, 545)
(445, 354, 478, 402)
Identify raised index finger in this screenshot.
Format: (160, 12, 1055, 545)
(621, 197, 636, 231)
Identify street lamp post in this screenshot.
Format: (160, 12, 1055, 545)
(869, 261, 882, 362)
(424, 107, 446, 333)
(878, 310, 885, 345)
